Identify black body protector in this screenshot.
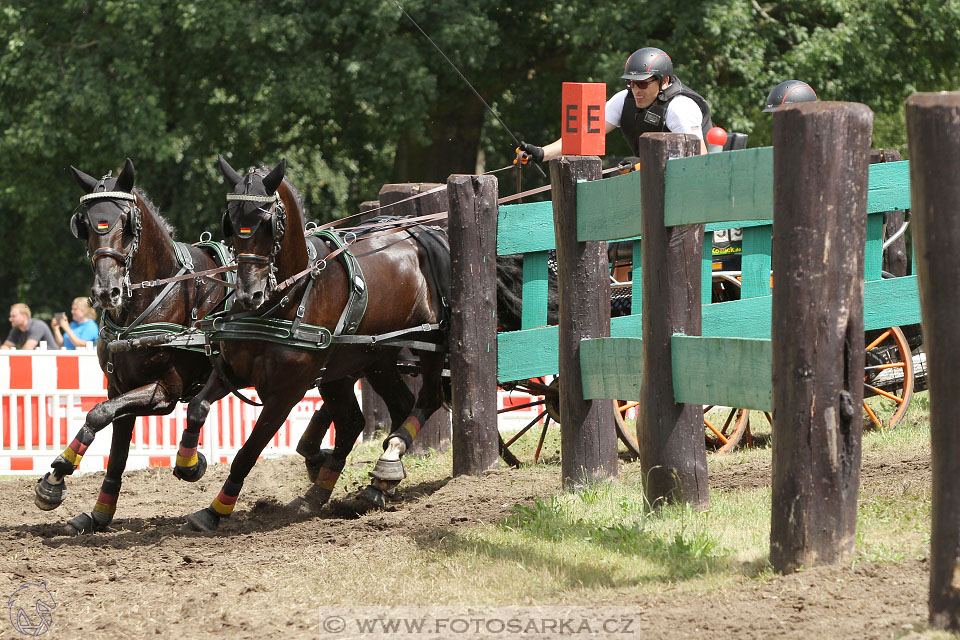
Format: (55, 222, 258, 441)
(619, 79, 713, 156)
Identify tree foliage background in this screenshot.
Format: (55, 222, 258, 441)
(1, 0, 957, 322)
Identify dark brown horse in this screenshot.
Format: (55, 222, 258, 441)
(34, 159, 233, 534)
(180, 157, 449, 531)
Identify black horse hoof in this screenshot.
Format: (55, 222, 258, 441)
(185, 507, 221, 532)
(357, 485, 387, 512)
(34, 473, 66, 511)
(64, 512, 111, 536)
(289, 483, 333, 514)
(173, 452, 208, 483)
(371, 458, 406, 482)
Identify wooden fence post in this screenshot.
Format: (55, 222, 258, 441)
(769, 102, 873, 573)
(551, 155, 617, 488)
(377, 183, 452, 455)
(637, 133, 708, 508)
(905, 92, 960, 630)
(447, 174, 500, 476)
(869, 149, 909, 277)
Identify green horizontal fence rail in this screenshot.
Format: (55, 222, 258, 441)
(496, 150, 917, 398)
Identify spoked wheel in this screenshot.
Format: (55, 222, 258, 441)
(863, 326, 914, 430)
(497, 377, 560, 467)
(498, 378, 642, 466)
(703, 406, 751, 454)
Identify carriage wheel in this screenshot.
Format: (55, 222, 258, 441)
(497, 378, 641, 465)
(863, 326, 914, 430)
(613, 401, 751, 457)
(703, 406, 751, 454)
(497, 377, 560, 467)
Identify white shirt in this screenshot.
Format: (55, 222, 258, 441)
(605, 88, 705, 140)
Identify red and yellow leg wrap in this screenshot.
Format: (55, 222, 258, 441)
(314, 466, 341, 492)
(401, 416, 422, 442)
(93, 490, 119, 517)
(60, 427, 95, 468)
(176, 448, 199, 469)
(177, 430, 200, 468)
(210, 478, 243, 517)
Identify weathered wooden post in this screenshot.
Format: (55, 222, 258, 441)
(869, 149, 909, 277)
(377, 183, 452, 455)
(447, 174, 500, 476)
(905, 91, 960, 630)
(637, 133, 707, 508)
(769, 102, 873, 573)
(551, 155, 617, 488)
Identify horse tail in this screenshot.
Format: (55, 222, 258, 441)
(496, 253, 558, 332)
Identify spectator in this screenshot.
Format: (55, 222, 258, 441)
(2, 303, 58, 350)
(51, 297, 99, 350)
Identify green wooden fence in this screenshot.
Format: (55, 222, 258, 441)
(496, 148, 918, 411)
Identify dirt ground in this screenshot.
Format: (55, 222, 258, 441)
(0, 442, 934, 640)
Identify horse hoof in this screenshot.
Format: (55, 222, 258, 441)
(185, 507, 221, 532)
(34, 473, 66, 511)
(371, 458, 406, 482)
(173, 452, 208, 483)
(358, 485, 387, 512)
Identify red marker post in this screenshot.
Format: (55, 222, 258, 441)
(561, 82, 606, 156)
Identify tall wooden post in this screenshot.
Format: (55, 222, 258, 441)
(551, 155, 617, 488)
(905, 92, 960, 630)
(637, 133, 708, 508)
(447, 174, 500, 476)
(769, 102, 873, 573)
(869, 149, 909, 277)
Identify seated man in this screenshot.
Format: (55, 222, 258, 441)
(2, 303, 58, 350)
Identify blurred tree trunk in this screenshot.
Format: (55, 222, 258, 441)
(391, 95, 485, 183)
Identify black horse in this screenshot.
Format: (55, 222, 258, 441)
(34, 159, 233, 534)
(178, 157, 450, 531)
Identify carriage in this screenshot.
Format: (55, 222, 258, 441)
(493, 139, 924, 466)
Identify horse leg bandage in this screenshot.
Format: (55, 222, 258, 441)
(211, 478, 244, 517)
(92, 477, 122, 526)
(176, 430, 200, 469)
(53, 425, 95, 474)
(384, 416, 422, 450)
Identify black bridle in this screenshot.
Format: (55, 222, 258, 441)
(72, 182, 143, 300)
(223, 191, 287, 294)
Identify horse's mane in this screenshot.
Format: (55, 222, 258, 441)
(248, 165, 308, 220)
(132, 187, 176, 239)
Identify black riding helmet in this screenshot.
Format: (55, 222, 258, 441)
(621, 47, 673, 82)
(763, 80, 818, 112)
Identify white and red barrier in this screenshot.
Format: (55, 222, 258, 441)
(0, 350, 335, 475)
(1, 350, 544, 475)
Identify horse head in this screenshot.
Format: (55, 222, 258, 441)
(217, 155, 289, 310)
(69, 158, 142, 311)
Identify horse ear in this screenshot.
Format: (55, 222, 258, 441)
(262, 158, 286, 195)
(115, 158, 135, 193)
(217, 155, 241, 188)
(70, 166, 98, 194)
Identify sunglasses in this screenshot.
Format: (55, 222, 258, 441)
(627, 78, 658, 90)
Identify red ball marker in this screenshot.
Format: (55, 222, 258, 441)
(706, 126, 728, 147)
